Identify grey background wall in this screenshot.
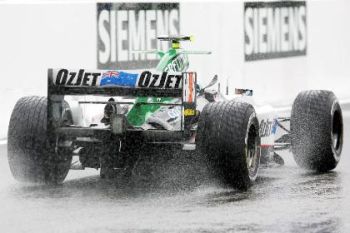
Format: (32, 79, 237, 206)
(0, 1, 349, 138)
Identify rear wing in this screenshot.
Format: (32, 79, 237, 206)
(47, 68, 197, 133)
(48, 68, 194, 97)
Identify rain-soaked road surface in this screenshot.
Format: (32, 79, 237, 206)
(1, 111, 350, 233)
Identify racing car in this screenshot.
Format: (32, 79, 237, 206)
(7, 36, 343, 190)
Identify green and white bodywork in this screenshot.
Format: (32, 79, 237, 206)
(126, 36, 211, 129)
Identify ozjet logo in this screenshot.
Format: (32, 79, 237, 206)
(97, 3, 180, 70)
(244, 1, 307, 61)
(54, 69, 101, 87)
(137, 71, 182, 89)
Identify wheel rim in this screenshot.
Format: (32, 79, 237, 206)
(331, 109, 342, 155)
(55, 106, 73, 151)
(245, 124, 260, 180)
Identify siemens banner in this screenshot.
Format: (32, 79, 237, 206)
(244, 1, 307, 61)
(97, 3, 180, 69)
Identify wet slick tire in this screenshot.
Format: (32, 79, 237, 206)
(291, 90, 343, 172)
(7, 96, 73, 184)
(197, 101, 260, 190)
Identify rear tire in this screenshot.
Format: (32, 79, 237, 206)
(8, 96, 73, 184)
(291, 90, 343, 171)
(197, 101, 260, 190)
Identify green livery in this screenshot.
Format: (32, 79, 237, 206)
(126, 36, 192, 126)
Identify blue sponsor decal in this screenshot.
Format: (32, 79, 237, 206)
(271, 119, 277, 134)
(100, 71, 138, 87)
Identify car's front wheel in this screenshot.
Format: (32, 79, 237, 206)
(291, 90, 343, 171)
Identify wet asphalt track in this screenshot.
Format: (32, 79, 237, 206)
(1, 111, 350, 233)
